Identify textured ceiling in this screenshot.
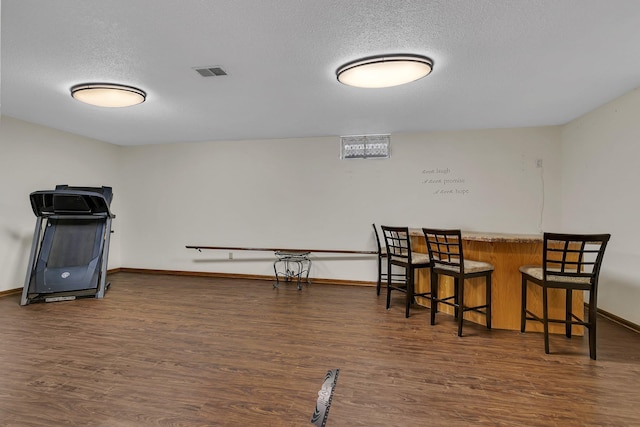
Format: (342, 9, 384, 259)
(2, 0, 640, 146)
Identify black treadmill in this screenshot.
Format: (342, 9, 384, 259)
(20, 185, 115, 305)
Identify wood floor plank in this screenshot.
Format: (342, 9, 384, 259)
(1, 272, 639, 426)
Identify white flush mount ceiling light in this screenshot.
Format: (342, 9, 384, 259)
(336, 54, 433, 88)
(70, 83, 146, 107)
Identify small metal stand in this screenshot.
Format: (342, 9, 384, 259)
(273, 251, 311, 290)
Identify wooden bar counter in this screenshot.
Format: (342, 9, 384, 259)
(409, 230, 583, 334)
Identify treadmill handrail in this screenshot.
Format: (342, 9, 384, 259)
(43, 214, 113, 220)
(30, 188, 115, 218)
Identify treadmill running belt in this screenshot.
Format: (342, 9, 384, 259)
(48, 220, 101, 268)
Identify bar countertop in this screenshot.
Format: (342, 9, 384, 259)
(409, 229, 542, 243)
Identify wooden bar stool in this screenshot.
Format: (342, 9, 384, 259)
(372, 224, 387, 296)
(372, 223, 404, 296)
(381, 226, 431, 318)
(423, 228, 493, 337)
(520, 232, 610, 359)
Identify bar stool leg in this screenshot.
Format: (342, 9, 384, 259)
(565, 289, 572, 338)
(385, 262, 391, 309)
(486, 274, 492, 330)
(543, 286, 550, 354)
(457, 277, 465, 337)
(520, 276, 527, 332)
(376, 255, 382, 296)
(430, 270, 438, 325)
(405, 268, 414, 318)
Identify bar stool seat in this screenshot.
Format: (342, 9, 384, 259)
(437, 259, 493, 274)
(519, 266, 593, 284)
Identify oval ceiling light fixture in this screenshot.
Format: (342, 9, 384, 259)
(70, 83, 146, 108)
(336, 54, 433, 88)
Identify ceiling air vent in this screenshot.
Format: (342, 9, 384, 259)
(194, 67, 228, 77)
(340, 134, 390, 159)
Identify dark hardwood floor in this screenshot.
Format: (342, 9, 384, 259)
(1, 272, 639, 426)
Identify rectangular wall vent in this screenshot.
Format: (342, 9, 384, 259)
(340, 134, 390, 159)
(194, 67, 228, 77)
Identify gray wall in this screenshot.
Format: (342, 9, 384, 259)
(117, 127, 561, 281)
(562, 87, 640, 325)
